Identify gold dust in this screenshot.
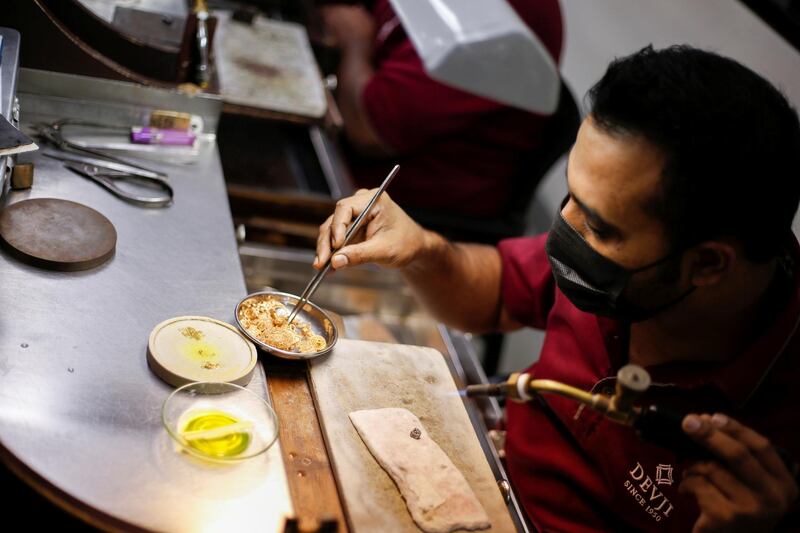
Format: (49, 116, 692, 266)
(238, 297, 327, 354)
(180, 327, 204, 340)
(181, 341, 219, 361)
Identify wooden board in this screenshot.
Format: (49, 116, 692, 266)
(265, 359, 349, 532)
(308, 339, 515, 533)
(215, 13, 327, 120)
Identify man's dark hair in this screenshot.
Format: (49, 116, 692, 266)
(588, 45, 800, 261)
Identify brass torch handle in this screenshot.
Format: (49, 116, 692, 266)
(466, 365, 652, 425)
(510, 365, 651, 424)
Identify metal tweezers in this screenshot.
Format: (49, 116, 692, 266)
(286, 164, 400, 324)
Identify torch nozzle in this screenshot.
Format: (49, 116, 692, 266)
(464, 383, 508, 398)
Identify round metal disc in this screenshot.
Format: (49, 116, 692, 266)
(0, 198, 116, 271)
(147, 316, 258, 387)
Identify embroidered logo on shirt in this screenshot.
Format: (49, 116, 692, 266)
(623, 462, 675, 523)
(655, 463, 674, 486)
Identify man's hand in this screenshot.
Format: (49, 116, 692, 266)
(680, 413, 798, 533)
(313, 190, 516, 333)
(315, 188, 431, 270)
(320, 5, 375, 50)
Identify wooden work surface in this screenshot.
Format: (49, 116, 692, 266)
(263, 311, 349, 532)
(307, 339, 515, 533)
(265, 358, 349, 533)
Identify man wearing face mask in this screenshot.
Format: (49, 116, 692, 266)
(314, 45, 800, 531)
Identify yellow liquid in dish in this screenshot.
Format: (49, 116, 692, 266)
(182, 341, 219, 360)
(180, 410, 250, 458)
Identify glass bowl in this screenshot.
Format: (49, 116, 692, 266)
(163, 381, 279, 462)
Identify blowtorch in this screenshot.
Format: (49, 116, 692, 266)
(465, 365, 799, 475)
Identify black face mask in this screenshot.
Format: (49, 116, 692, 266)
(545, 201, 695, 322)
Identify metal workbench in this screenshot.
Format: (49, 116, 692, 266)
(0, 67, 525, 533)
(0, 69, 292, 531)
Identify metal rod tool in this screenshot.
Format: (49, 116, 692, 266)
(286, 164, 400, 325)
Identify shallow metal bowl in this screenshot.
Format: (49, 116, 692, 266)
(234, 290, 338, 360)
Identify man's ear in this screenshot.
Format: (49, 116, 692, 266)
(686, 241, 736, 286)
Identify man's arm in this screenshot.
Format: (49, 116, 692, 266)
(314, 189, 523, 333)
(320, 6, 392, 156)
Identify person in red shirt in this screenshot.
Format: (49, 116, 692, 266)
(320, 0, 563, 220)
(313, 45, 800, 531)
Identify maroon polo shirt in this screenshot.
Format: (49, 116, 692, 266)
(497, 233, 800, 532)
(349, 0, 564, 218)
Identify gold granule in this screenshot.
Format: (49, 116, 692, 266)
(238, 298, 327, 354)
(180, 327, 204, 340)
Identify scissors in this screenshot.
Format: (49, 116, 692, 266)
(44, 153, 174, 208)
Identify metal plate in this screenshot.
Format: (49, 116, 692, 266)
(235, 290, 337, 360)
(0, 197, 116, 271)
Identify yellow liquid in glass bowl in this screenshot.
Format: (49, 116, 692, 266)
(180, 410, 251, 458)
